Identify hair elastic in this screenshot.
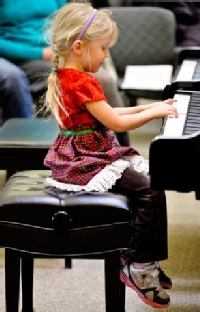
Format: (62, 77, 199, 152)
(70, 8, 97, 50)
(52, 68, 58, 73)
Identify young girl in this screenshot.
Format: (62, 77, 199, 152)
(43, 2, 178, 309)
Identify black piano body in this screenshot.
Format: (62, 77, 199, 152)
(149, 80, 200, 199)
(149, 130, 200, 195)
(178, 47, 200, 67)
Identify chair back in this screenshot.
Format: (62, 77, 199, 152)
(105, 6, 176, 77)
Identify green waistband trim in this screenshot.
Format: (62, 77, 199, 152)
(60, 129, 96, 135)
(60, 128, 119, 142)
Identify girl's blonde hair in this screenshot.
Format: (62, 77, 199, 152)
(44, 1, 118, 126)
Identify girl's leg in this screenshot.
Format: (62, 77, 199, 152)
(114, 165, 170, 309)
(117, 165, 168, 263)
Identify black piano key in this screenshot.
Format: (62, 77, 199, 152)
(187, 109, 200, 117)
(184, 92, 200, 134)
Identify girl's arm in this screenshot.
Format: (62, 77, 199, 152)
(85, 99, 178, 132)
(113, 99, 177, 116)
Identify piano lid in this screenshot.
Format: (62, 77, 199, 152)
(163, 80, 200, 100)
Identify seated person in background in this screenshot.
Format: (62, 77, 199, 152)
(0, 0, 126, 115)
(122, 0, 200, 47)
(157, 1, 200, 47)
(0, 58, 33, 124)
(91, 0, 110, 8)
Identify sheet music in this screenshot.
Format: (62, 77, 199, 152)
(120, 65, 173, 90)
(175, 60, 197, 81)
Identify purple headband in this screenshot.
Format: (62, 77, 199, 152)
(70, 8, 97, 49)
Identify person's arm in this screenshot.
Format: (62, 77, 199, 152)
(85, 99, 178, 132)
(0, 39, 44, 60)
(57, 0, 68, 7)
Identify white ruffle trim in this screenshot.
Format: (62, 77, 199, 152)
(44, 155, 149, 192)
(129, 155, 149, 174)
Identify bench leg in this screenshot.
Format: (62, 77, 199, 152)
(6, 169, 16, 180)
(64, 257, 72, 269)
(119, 281, 126, 312)
(104, 251, 126, 312)
(5, 249, 20, 312)
(21, 257, 34, 312)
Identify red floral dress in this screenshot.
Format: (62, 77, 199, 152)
(44, 68, 144, 192)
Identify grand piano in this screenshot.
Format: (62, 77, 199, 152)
(149, 89, 200, 197)
(149, 51, 200, 199)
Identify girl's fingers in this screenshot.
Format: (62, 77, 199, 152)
(164, 98, 177, 105)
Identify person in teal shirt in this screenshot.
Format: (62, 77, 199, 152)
(0, 0, 66, 122)
(0, 0, 66, 60)
(0, 0, 67, 109)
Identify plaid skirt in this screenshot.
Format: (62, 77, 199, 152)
(44, 126, 140, 191)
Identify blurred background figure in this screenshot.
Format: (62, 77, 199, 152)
(91, 0, 110, 8)
(122, 0, 200, 47)
(0, 0, 67, 123)
(0, 58, 34, 124)
(157, 1, 200, 47)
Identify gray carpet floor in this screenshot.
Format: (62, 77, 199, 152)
(0, 116, 200, 311)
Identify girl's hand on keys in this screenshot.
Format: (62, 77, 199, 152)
(151, 103, 178, 119)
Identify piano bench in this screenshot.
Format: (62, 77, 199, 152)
(0, 170, 131, 312)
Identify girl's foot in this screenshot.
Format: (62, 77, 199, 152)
(120, 262, 170, 309)
(155, 261, 172, 289)
(121, 255, 172, 289)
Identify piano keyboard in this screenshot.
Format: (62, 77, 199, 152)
(176, 59, 200, 80)
(162, 92, 200, 136)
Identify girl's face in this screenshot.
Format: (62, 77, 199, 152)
(82, 34, 112, 73)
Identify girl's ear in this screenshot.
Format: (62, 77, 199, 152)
(72, 40, 84, 56)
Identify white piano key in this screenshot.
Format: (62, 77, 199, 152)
(163, 114, 187, 136)
(175, 60, 197, 81)
(173, 94, 190, 114)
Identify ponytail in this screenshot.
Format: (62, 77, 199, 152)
(44, 54, 66, 126)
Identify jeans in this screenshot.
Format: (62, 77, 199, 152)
(0, 58, 34, 122)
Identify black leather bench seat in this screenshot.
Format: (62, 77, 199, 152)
(0, 170, 130, 312)
(0, 170, 131, 256)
